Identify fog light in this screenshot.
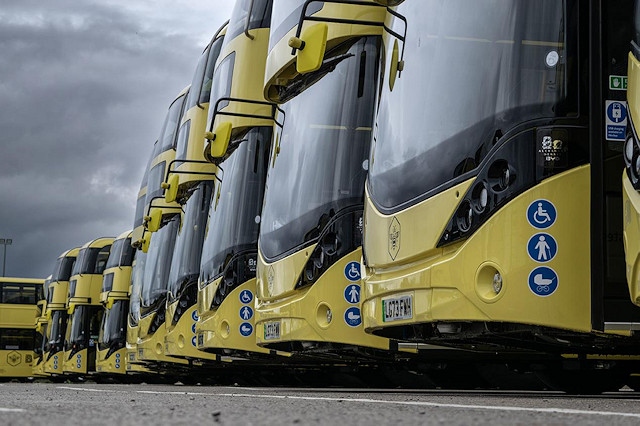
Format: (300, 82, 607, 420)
(493, 272, 503, 294)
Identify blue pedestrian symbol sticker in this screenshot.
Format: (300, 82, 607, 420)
(239, 289, 253, 304)
(240, 306, 254, 321)
(239, 322, 253, 337)
(344, 284, 361, 304)
(344, 261, 361, 282)
(344, 307, 362, 327)
(526, 199, 557, 229)
(191, 310, 199, 321)
(528, 266, 559, 297)
(527, 233, 558, 263)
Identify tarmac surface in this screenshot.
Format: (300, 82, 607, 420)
(1, 382, 640, 425)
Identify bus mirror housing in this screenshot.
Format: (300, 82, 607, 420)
(206, 122, 232, 159)
(290, 23, 328, 74)
(389, 39, 404, 91)
(141, 236, 150, 253)
(146, 209, 162, 233)
(164, 174, 179, 203)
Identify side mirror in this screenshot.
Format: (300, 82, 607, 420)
(164, 174, 180, 203)
(141, 235, 151, 253)
(289, 23, 328, 74)
(388, 39, 404, 91)
(145, 209, 162, 233)
(205, 121, 232, 159)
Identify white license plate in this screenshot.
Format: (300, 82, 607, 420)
(382, 295, 413, 322)
(264, 321, 281, 340)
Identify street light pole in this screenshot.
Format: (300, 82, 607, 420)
(0, 238, 12, 277)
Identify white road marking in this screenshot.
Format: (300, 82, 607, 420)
(0, 408, 25, 412)
(57, 386, 640, 419)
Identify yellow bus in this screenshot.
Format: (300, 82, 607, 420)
(132, 149, 153, 249)
(63, 237, 113, 376)
(96, 230, 135, 377)
(362, 0, 638, 392)
(197, 0, 287, 362)
(163, 22, 227, 205)
(254, 0, 398, 363)
(135, 215, 188, 373)
(0, 277, 44, 380)
(32, 275, 50, 378)
(43, 247, 79, 377)
(143, 87, 190, 236)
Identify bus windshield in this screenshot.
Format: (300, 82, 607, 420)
(51, 255, 76, 282)
(129, 251, 145, 327)
(200, 128, 271, 283)
(167, 182, 212, 302)
(105, 237, 134, 270)
(259, 37, 379, 260)
(368, 0, 575, 210)
(98, 300, 128, 351)
(140, 217, 179, 313)
(48, 310, 67, 348)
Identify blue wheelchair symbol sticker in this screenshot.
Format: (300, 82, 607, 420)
(239, 322, 254, 337)
(528, 266, 559, 297)
(344, 307, 362, 327)
(240, 305, 254, 321)
(191, 310, 199, 321)
(527, 233, 558, 263)
(239, 289, 253, 304)
(344, 284, 361, 304)
(344, 261, 361, 282)
(526, 199, 557, 229)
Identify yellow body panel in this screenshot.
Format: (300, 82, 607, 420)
(255, 249, 391, 350)
(62, 347, 90, 374)
(96, 347, 127, 375)
(197, 279, 273, 356)
(363, 166, 593, 334)
(625, 51, 640, 306)
(32, 357, 48, 377)
(264, 1, 386, 102)
(0, 350, 35, 378)
(43, 350, 64, 375)
(136, 315, 188, 366)
(623, 171, 640, 305)
(164, 303, 219, 361)
(210, 27, 274, 141)
(0, 304, 39, 329)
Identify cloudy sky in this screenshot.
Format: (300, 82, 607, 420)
(0, 0, 234, 278)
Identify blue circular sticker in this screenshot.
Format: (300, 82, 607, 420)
(344, 261, 361, 282)
(526, 199, 557, 229)
(239, 305, 254, 321)
(191, 310, 199, 321)
(239, 289, 253, 304)
(191, 323, 197, 334)
(344, 284, 361, 304)
(239, 322, 254, 337)
(527, 233, 558, 263)
(191, 336, 197, 347)
(344, 307, 362, 327)
(115, 363, 120, 369)
(528, 266, 559, 297)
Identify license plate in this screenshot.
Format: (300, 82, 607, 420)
(382, 295, 413, 322)
(264, 321, 281, 340)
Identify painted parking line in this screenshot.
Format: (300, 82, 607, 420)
(57, 387, 640, 419)
(0, 408, 25, 412)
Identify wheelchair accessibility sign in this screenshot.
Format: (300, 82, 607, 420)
(528, 266, 559, 297)
(344, 261, 361, 282)
(527, 199, 556, 229)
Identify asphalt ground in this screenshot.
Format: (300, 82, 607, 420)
(1, 382, 640, 425)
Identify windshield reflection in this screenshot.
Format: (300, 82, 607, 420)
(200, 127, 271, 284)
(259, 37, 380, 260)
(368, 1, 573, 210)
(140, 217, 180, 315)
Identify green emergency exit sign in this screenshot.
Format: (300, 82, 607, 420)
(609, 75, 628, 91)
